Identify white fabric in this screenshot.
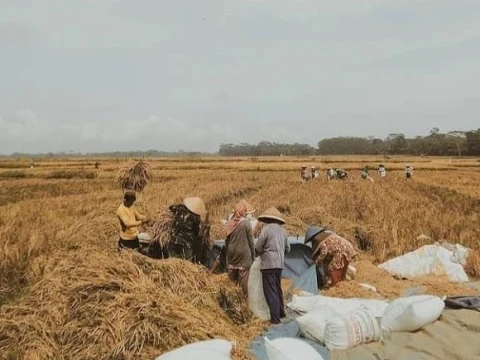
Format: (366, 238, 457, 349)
(378, 245, 469, 282)
(381, 295, 445, 333)
(265, 337, 324, 360)
(155, 340, 232, 360)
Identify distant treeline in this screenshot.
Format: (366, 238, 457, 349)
(220, 128, 480, 156)
(7, 150, 213, 159)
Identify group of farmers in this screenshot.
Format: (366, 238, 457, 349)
(303, 164, 414, 182)
(116, 191, 358, 325)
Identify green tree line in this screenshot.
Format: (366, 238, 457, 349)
(220, 128, 480, 156)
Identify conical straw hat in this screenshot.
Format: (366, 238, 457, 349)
(183, 197, 207, 217)
(258, 207, 285, 224)
(241, 199, 256, 215)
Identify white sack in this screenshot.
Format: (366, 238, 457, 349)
(288, 294, 388, 318)
(248, 257, 270, 321)
(155, 339, 232, 360)
(297, 305, 339, 345)
(378, 245, 468, 282)
(324, 307, 382, 350)
(381, 295, 445, 332)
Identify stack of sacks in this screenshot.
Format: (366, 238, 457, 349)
(293, 294, 445, 351)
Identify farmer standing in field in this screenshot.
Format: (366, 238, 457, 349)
(405, 164, 413, 179)
(301, 165, 309, 181)
(168, 197, 209, 263)
(327, 168, 336, 181)
(211, 200, 257, 274)
(378, 164, 387, 178)
(304, 226, 358, 287)
(116, 190, 148, 250)
(223, 201, 255, 295)
(255, 207, 290, 325)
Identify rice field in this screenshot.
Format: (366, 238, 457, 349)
(0, 155, 479, 359)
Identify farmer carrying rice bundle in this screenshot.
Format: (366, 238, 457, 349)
(304, 226, 358, 287)
(255, 207, 290, 324)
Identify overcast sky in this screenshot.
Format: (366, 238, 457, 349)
(1, 0, 479, 154)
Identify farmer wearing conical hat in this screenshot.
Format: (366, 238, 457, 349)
(255, 207, 290, 325)
(304, 226, 358, 287)
(168, 197, 208, 263)
(116, 190, 148, 250)
(222, 201, 255, 295)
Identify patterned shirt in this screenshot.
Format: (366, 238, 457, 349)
(313, 233, 358, 272)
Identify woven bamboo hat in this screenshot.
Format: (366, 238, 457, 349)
(241, 199, 256, 215)
(258, 207, 285, 224)
(183, 197, 207, 217)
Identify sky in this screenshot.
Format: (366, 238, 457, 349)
(0, 0, 479, 154)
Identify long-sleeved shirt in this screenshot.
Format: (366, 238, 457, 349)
(226, 219, 254, 269)
(116, 204, 146, 240)
(255, 223, 290, 270)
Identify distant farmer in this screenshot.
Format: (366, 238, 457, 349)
(301, 165, 309, 181)
(116, 190, 148, 250)
(405, 165, 413, 179)
(223, 201, 255, 295)
(327, 168, 336, 181)
(311, 166, 319, 179)
(336, 168, 348, 180)
(255, 207, 290, 325)
(360, 167, 374, 182)
(169, 197, 209, 263)
(95, 161, 100, 169)
(304, 226, 358, 287)
(378, 164, 387, 178)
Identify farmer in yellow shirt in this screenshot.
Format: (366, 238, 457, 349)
(116, 190, 148, 250)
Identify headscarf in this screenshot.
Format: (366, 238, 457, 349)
(225, 201, 247, 236)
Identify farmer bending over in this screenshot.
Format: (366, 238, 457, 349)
(116, 190, 148, 250)
(304, 226, 358, 287)
(169, 197, 208, 263)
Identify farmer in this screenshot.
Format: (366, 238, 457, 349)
(337, 168, 348, 180)
(169, 197, 208, 263)
(301, 165, 309, 181)
(361, 167, 374, 182)
(304, 226, 358, 287)
(223, 201, 255, 295)
(405, 165, 413, 179)
(327, 168, 336, 181)
(311, 166, 319, 179)
(211, 200, 257, 274)
(116, 190, 148, 250)
(255, 207, 290, 324)
(378, 164, 387, 178)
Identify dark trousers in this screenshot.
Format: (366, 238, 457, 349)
(118, 238, 140, 250)
(261, 268, 285, 324)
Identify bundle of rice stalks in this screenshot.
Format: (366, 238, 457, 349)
(116, 161, 153, 192)
(147, 209, 174, 247)
(0, 248, 265, 360)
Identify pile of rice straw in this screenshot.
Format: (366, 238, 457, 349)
(0, 248, 265, 360)
(147, 208, 174, 247)
(116, 161, 153, 192)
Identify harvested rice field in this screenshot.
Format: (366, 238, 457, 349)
(1, 155, 479, 359)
